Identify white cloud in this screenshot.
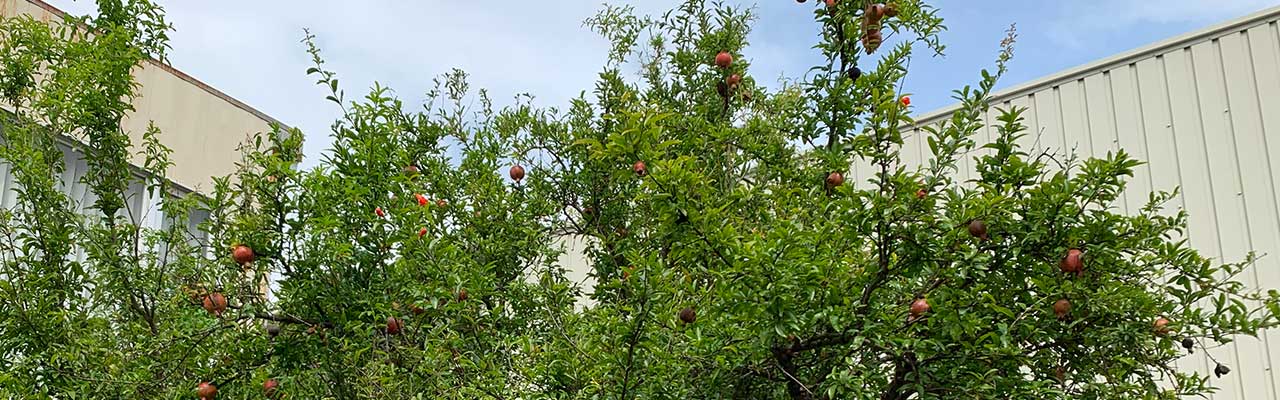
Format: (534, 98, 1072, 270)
(1047, 0, 1276, 48)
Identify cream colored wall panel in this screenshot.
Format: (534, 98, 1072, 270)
(1139, 53, 1211, 381)
(1133, 57, 1183, 207)
(1108, 65, 1149, 214)
(1006, 96, 1040, 157)
(904, 10, 1280, 393)
(1249, 23, 1280, 394)
(1166, 46, 1227, 386)
(1189, 38, 1254, 400)
(3, 0, 284, 195)
(1034, 87, 1068, 162)
(1057, 80, 1091, 165)
(1082, 73, 1118, 160)
(1222, 28, 1280, 399)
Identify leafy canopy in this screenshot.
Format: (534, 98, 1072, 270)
(0, 0, 1275, 399)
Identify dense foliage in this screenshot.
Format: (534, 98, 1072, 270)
(1, 0, 1277, 399)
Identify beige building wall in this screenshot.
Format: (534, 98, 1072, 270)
(860, 5, 1280, 398)
(1, 0, 283, 194)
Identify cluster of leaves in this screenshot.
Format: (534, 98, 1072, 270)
(1, 0, 1277, 399)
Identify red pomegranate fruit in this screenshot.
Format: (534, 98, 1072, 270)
(1060, 249, 1084, 274)
(1053, 299, 1071, 319)
(202, 293, 227, 316)
(196, 382, 217, 399)
(1154, 317, 1171, 336)
(509, 165, 526, 181)
(909, 298, 930, 317)
(714, 52, 733, 68)
(263, 379, 279, 398)
(232, 245, 254, 265)
(386, 316, 403, 335)
(826, 172, 845, 187)
(967, 220, 988, 240)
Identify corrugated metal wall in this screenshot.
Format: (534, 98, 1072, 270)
(863, 6, 1280, 398)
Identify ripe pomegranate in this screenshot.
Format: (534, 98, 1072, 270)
(436, 199, 447, 208)
(678, 307, 697, 324)
(1053, 299, 1071, 319)
(202, 293, 227, 316)
(509, 165, 526, 181)
(1153, 317, 1171, 336)
(826, 0, 836, 7)
(232, 245, 254, 265)
(196, 382, 217, 399)
(418, 227, 428, 237)
(863, 30, 883, 54)
(826, 172, 845, 187)
(416, 193, 429, 206)
(900, 95, 911, 106)
(633, 161, 648, 177)
(1060, 249, 1083, 274)
(714, 52, 733, 68)
(727, 74, 741, 86)
(456, 288, 469, 302)
(386, 316, 403, 335)
(375, 207, 385, 217)
(867, 3, 885, 20)
(967, 220, 988, 240)
(909, 298, 930, 317)
(263, 379, 279, 398)
(403, 165, 419, 175)
(915, 189, 928, 199)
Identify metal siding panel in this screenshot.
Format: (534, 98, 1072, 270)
(901, 127, 924, 173)
(899, 10, 1280, 397)
(1190, 37, 1253, 400)
(1222, 28, 1280, 397)
(1109, 64, 1151, 215)
(1034, 88, 1067, 162)
(1007, 96, 1040, 157)
(0, 160, 11, 208)
(1083, 73, 1118, 159)
(1165, 47, 1221, 382)
(1058, 80, 1091, 165)
(1248, 20, 1280, 394)
(1136, 57, 1184, 207)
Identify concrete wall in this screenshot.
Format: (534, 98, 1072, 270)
(1, 0, 283, 194)
(866, 6, 1280, 398)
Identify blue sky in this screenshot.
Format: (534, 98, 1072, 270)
(46, 0, 1280, 167)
